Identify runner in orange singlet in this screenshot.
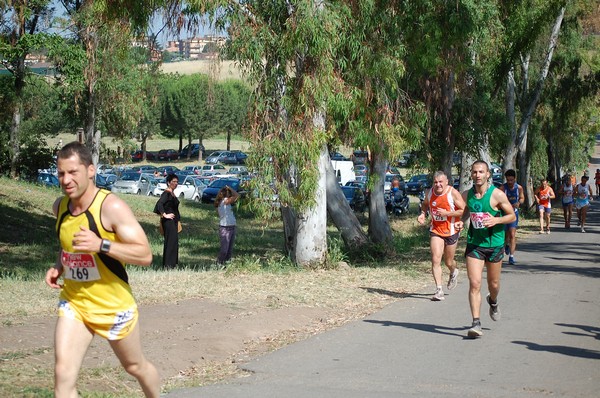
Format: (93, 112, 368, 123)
(418, 171, 465, 301)
(534, 178, 556, 234)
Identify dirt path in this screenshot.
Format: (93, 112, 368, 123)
(1, 294, 394, 395)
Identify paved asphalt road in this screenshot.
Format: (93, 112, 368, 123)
(167, 141, 600, 398)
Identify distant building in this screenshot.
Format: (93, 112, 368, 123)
(165, 36, 226, 59)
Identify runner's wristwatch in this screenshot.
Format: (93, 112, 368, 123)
(100, 239, 111, 254)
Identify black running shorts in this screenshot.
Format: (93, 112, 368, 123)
(465, 244, 504, 263)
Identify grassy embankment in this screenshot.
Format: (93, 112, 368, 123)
(0, 174, 438, 397)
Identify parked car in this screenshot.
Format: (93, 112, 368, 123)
(131, 150, 156, 162)
(111, 172, 156, 195)
(96, 163, 114, 174)
(406, 174, 431, 195)
(179, 143, 205, 160)
(200, 164, 228, 176)
(157, 165, 180, 176)
(174, 176, 208, 201)
(231, 150, 248, 164)
(397, 153, 414, 168)
(384, 173, 405, 192)
(181, 165, 203, 175)
(129, 165, 158, 174)
(228, 165, 249, 176)
(330, 151, 349, 161)
(95, 173, 117, 190)
(341, 186, 367, 212)
(201, 178, 245, 203)
(345, 180, 370, 205)
(354, 164, 368, 176)
(152, 177, 167, 196)
(205, 151, 238, 165)
(350, 149, 369, 164)
(37, 172, 59, 187)
(157, 149, 179, 161)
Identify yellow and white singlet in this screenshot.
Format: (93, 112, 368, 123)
(55, 189, 137, 340)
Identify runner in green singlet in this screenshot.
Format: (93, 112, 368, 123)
(455, 160, 516, 339)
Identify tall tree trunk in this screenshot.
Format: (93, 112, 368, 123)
(440, 70, 456, 177)
(368, 151, 392, 243)
(503, 67, 517, 171)
(9, 71, 23, 178)
(325, 156, 369, 248)
(292, 141, 328, 266)
(516, 6, 565, 209)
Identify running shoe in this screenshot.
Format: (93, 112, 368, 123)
(546, 228, 551, 234)
(431, 288, 445, 301)
(504, 245, 509, 255)
(508, 256, 515, 265)
(581, 227, 586, 233)
(487, 294, 501, 321)
(467, 321, 483, 338)
(447, 269, 459, 290)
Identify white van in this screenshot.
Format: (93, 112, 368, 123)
(331, 160, 356, 186)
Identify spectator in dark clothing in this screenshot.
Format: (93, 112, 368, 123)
(155, 173, 180, 268)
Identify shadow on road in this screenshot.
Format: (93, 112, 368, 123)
(555, 323, 600, 340)
(512, 340, 600, 360)
(363, 319, 474, 338)
(359, 287, 432, 300)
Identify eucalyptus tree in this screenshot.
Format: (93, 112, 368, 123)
(494, 0, 566, 207)
(56, 0, 159, 164)
(536, 5, 600, 183)
(180, 0, 343, 266)
(398, 0, 499, 179)
(331, 0, 425, 244)
(0, 0, 53, 177)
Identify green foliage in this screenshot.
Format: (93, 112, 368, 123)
(0, 75, 64, 177)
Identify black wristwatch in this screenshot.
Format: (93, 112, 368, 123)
(100, 239, 111, 254)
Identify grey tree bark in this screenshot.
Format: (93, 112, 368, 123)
(292, 141, 328, 266)
(368, 152, 393, 244)
(324, 156, 369, 248)
(502, 7, 565, 209)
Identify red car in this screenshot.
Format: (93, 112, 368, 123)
(157, 149, 179, 161)
(131, 150, 156, 162)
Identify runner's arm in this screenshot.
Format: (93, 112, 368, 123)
(99, 194, 152, 266)
(483, 189, 516, 228)
(518, 185, 525, 207)
(417, 189, 430, 225)
(454, 190, 470, 231)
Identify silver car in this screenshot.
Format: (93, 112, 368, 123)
(111, 172, 156, 195)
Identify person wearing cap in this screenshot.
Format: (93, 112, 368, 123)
(574, 174, 593, 233)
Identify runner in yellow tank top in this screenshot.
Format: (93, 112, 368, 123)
(45, 142, 160, 398)
(418, 171, 465, 301)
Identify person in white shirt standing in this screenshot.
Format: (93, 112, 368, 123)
(215, 185, 240, 264)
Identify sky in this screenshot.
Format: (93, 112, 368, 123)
(48, 1, 222, 46)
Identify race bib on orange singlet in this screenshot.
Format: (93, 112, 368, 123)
(431, 208, 447, 222)
(61, 251, 101, 282)
(470, 212, 492, 229)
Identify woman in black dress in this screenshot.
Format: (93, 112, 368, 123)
(156, 173, 180, 268)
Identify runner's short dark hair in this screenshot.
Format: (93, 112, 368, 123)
(58, 141, 93, 167)
(504, 169, 516, 178)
